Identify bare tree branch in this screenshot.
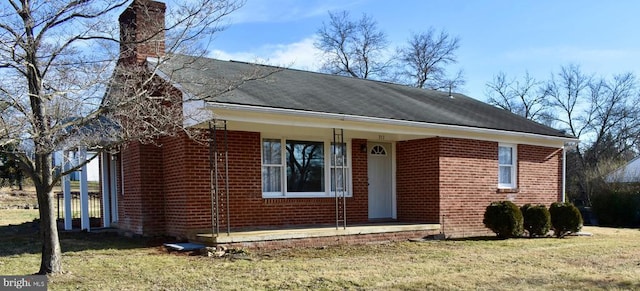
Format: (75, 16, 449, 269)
(485, 71, 554, 125)
(315, 10, 389, 80)
(397, 28, 462, 90)
(0, 0, 247, 274)
(542, 64, 640, 205)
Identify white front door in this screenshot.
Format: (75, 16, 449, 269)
(367, 142, 393, 219)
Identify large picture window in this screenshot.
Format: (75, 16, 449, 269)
(261, 137, 351, 198)
(498, 144, 517, 189)
(286, 140, 324, 192)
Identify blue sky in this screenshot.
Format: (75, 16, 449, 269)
(208, 0, 640, 101)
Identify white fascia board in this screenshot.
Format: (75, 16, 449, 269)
(206, 102, 578, 147)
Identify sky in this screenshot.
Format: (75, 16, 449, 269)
(205, 0, 640, 102)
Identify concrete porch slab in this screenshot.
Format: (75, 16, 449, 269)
(197, 223, 441, 244)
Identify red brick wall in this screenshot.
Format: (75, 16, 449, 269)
(118, 144, 142, 234)
(350, 139, 369, 223)
(120, 131, 370, 238)
(516, 145, 563, 203)
(119, 130, 563, 239)
(396, 138, 440, 223)
(161, 135, 188, 237)
(438, 138, 498, 237)
(437, 138, 563, 238)
(118, 142, 165, 235)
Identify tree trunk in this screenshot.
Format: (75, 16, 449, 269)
(35, 154, 62, 274)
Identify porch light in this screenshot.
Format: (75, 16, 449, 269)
(109, 149, 119, 160)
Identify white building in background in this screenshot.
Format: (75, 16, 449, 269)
(55, 150, 100, 182)
(85, 154, 100, 181)
(607, 157, 640, 183)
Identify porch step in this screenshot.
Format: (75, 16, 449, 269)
(196, 223, 440, 245)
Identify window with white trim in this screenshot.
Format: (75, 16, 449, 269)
(262, 139, 283, 193)
(261, 137, 351, 198)
(498, 144, 517, 189)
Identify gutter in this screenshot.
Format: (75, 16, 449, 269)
(562, 145, 567, 202)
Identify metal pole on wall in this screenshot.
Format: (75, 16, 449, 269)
(341, 133, 347, 229)
(334, 129, 338, 229)
(208, 121, 217, 238)
(214, 122, 219, 236)
(224, 120, 230, 236)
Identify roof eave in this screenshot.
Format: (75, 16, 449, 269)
(206, 102, 579, 144)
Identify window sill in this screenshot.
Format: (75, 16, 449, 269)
(496, 188, 519, 194)
(262, 193, 352, 199)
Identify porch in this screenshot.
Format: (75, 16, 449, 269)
(194, 223, 441, 248)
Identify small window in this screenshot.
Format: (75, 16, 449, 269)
(498, 144, 517, 189)
(370, 145, 387, 156)
(262, 139, 282, 193)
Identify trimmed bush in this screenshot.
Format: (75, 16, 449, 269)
(521, 204, 551, 237)
(483, 201, 523, 238)
(549, 202, 583, 238)
(592, 189, 640, 227)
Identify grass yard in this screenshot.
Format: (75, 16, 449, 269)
(0, 209, 40, 226)
(0, 210, 639, 290)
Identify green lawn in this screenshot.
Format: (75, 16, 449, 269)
(1, 210, 639, 290)
(0, 209, 40, 225)
(68, 181, 101, 193)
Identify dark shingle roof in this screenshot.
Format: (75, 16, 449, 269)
(156, 54, 571, 138)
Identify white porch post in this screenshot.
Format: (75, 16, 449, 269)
(79, 148, 90, 231)
(100, 152, 111, 227)
(62, 150, 72, 230)
(110, 154, 118, 222)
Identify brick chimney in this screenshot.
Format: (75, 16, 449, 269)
(119, 0, 166, 64)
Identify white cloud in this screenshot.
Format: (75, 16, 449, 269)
(209, 36, 323, 71)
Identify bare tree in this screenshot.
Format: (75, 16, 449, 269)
(315, 10, 390, 79)
(397, 29, 463, 90)
(485, 72, 554, 125)
(0, 0, 245, 274)
(545, 64, 640, 205)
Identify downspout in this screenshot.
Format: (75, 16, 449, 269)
(562, 144, 567, 203)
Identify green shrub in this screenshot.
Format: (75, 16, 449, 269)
(549, 202, 582, 238)
(521, 204, 551, 237)
(483, 201, 523, 238)
(592, 189, 640, 227)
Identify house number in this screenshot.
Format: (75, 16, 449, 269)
(378, 135, 385, 141)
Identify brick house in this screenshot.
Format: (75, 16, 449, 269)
(104, 1, 577, 247)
